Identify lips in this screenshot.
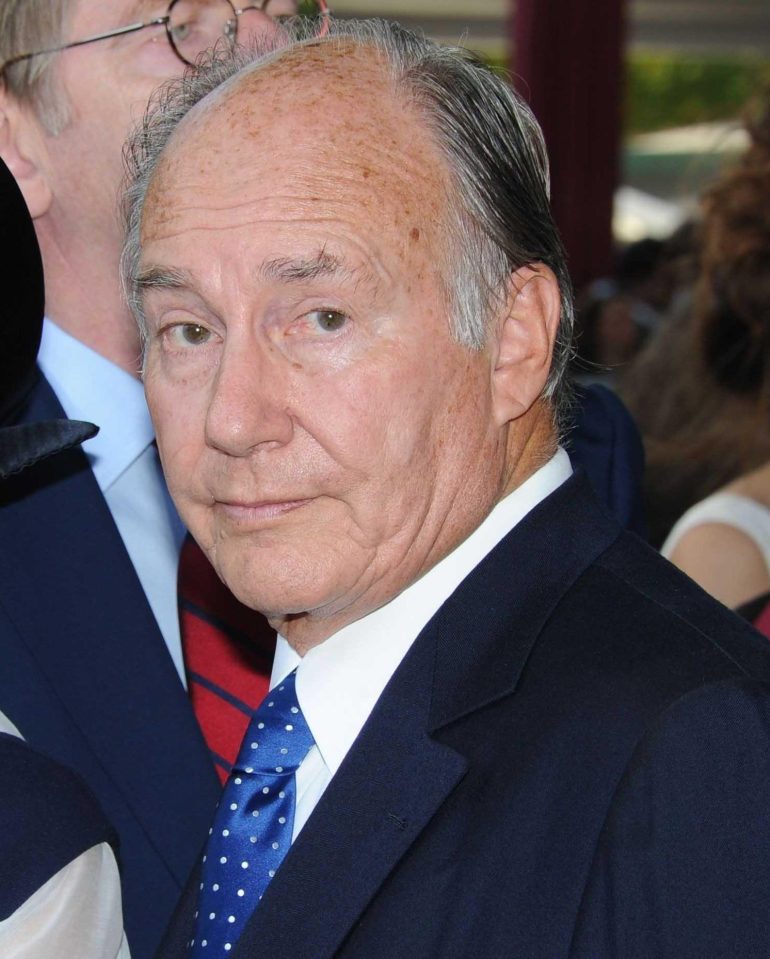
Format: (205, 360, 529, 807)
(213, 498, 313, 525)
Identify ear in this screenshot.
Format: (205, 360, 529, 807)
(0, 88, 53, 219)
(490, 263, 561, 426)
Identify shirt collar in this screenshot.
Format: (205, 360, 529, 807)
(37, 318, 154, 491)
(272, 448, 573, 776)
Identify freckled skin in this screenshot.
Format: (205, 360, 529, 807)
(141, 45, 553, 653)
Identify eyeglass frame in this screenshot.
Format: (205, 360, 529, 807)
(0, 0, 330, 76)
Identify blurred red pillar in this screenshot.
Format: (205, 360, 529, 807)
(511, 0, 627, 293)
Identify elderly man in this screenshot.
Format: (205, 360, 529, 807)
(0, 3, 315, 956)
(125, 20, 770, 959)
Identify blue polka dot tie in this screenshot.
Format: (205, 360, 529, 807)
(189, 669, 314, 956)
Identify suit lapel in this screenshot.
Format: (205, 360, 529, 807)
(429, 470, 620, 731)
(0, 372, 219, 884)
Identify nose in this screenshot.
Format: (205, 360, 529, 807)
(205, 338, 294, 457)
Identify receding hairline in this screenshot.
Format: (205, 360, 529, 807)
(141, 37, 448, 239)
(152, 34, 401, 164)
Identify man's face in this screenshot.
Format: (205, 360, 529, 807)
(141, 51, 509, 646)
(37, 0, 285, 261)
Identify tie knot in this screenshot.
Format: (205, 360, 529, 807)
(233, 670, 313, 775)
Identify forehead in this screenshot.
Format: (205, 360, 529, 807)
(143, 44, 450, 256)
(69, 0, 164, 30)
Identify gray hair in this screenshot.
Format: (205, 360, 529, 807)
(123, 18, 575, 419)
(0, 0, 71, 132)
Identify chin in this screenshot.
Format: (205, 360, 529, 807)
(212, 544, 354, 622)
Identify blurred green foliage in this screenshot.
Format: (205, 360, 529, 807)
(494, 51, 770, 134)
(625, 54, 770, 133)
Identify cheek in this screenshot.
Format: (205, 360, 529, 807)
(307, 353, 445, 493)
(145, 369, 207, 490)
(370, 348, 492, 481)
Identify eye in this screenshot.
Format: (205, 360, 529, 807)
(308, 309, 348, 332)
(166, 3, 235, 57)
(168, 19, 191, 43)
(168, 323, 213, 346)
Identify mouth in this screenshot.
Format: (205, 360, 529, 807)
(213, 498, 313, 525)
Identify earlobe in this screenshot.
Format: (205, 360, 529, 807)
(490, 264, 561, 425)
(0, 91, 53, 219)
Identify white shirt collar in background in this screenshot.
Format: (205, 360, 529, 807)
(38, 318, 152, 492)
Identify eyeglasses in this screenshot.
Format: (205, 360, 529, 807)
(0, 0, 330, 75)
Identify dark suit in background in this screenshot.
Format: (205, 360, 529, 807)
(0, 157, 119, 945)
(568, 382, 646, 537)
(0, 371, 220, 959)
(1, 151, 203, 956)
(0, 152, 220, 959)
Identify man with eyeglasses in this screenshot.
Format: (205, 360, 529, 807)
(0, 3, 324, 957)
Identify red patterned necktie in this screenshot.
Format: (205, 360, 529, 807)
(178, 534, 276, 784)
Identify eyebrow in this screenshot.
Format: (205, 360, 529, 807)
(135, 251, 382, 296)
(134, 265, 192, 292)
(110, 0, 164, 28)
(129, 0, 167, 18)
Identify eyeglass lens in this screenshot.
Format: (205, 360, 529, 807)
(166, 0, 323, 66)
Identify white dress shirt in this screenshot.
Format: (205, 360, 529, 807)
(37, 319, 187, 683)
(270, 448, 573, 839)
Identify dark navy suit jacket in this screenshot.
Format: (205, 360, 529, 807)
(0, 371, 220, 959)
(159, 471, 770, 959)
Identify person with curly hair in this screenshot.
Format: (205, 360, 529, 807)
(621, 89, 770, 612)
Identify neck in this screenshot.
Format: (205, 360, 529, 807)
(498, 403, 558, 500)
(274, 403, 558, 657)
(36, 222, 142, 376)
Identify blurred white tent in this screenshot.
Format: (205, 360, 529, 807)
(613, 185, 688, 242)
(616, 120, 749, 242)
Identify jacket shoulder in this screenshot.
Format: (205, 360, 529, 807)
(547, 530, 770, 709)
